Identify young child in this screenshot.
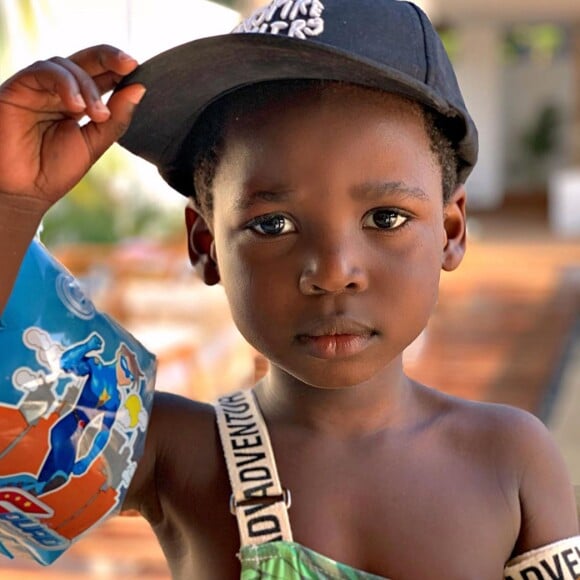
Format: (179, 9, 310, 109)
(0, 0, 578, 578)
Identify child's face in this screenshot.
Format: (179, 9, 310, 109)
(206, 85, 464, 389)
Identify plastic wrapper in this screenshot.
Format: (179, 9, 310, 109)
(0, 239, 156, 565)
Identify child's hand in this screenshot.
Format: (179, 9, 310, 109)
(0, 44, 145, 212)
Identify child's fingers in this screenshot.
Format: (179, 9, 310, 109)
(1, 46, 138, 123)
(67, 44, 138, 79)
(47, 56, 111, 122)
(80, 83, 146, 164)
(92, 71, 125, 96)
(60, 46, 140, 123)
(7, 59, 89, 115)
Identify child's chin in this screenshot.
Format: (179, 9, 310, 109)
(289, 365, 384, 390)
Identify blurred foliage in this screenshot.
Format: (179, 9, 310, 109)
(437, 26, 459, 61)
(438, 23, 567, 65)
(41, 149, 183, 248)
(505, 24, 567, 63)
(510, 102, 562, 188)
(521, 104, 561, 160)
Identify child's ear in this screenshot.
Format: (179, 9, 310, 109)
(185, 200, 220, 286)
(442, 185, 467, 272)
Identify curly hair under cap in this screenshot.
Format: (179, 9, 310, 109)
(185, 80, 458, 218)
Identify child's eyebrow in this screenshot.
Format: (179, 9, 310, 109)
(351, 181, 429, 203)
(234, 181, 428, 211)
(235, 189, 291, 211)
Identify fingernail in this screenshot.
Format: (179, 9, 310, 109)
(94, 100, 110, 114)
(118, 50, 136, 62)
(73, 93, 86, 108)
(130, 85, 147, 105)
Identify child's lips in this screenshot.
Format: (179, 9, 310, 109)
(297, 333, 375, 359)
(295, 318, 376, 359)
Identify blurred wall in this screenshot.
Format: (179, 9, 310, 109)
(503, 56, 573, 192)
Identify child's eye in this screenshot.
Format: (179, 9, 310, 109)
(247, 214, 296, 236)
(363, 209, 409, 230)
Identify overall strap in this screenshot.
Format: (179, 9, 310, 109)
(215, 389, 293, 547)
(504, 536, 580, 579)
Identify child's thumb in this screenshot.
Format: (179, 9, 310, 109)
(116, 83, 147, 107)
(81, 84, 146, 163)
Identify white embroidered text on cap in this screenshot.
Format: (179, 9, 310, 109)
(233, 0, 325, 39)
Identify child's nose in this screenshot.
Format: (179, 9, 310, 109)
(298, 234, 369, 296)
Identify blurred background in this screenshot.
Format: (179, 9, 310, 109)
(0, 0, 579, 577)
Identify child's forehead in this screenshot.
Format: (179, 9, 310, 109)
(221, 81, 424, 136)
(211, 85, 439, 206)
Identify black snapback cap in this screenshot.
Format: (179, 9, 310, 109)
(118, 0, 478, 197)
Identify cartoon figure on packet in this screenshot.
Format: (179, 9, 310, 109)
(0, 330, 146, 497)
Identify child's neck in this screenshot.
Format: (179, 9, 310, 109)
(254, 359, 414, 438)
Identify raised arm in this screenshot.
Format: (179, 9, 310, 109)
(0, 45, 145, 314)
(514, 412, 578, 553)
(0, 48, 155, 565)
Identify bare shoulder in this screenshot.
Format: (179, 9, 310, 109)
(123, 391, 221, 521)
(436, 390, 556, 454)
(152, 390, 217, 441)
(418, 384, 561, 456)
(151, 390, 223, 486)
(418, 385, 578, 554)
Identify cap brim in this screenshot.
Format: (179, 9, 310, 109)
(118, 33, 476, 194)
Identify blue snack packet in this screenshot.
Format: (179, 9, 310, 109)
(0, 239, 156, 565)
